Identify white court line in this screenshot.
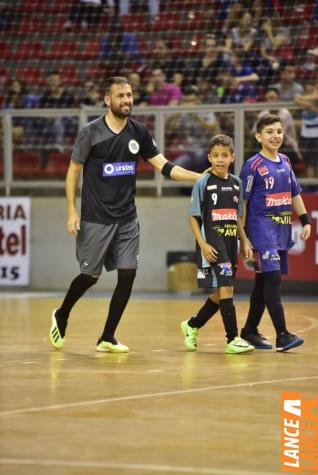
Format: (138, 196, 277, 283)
(0, 458, 277, 475)
(0, 375, 317, 417)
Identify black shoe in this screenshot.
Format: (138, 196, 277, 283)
(276, 331, 304, 352)
(240, 329, 272, 349)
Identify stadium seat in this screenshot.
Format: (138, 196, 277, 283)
(58, 66, 81, 86)
(44, 40, 79, 61)
(78, 39, 101, 61)
(13, 41, 44, 60)
(13, 151, 41, 177)
(43, 151, 71, 177)
(0, 41, 13, 60)
(15, 67, 45, 86)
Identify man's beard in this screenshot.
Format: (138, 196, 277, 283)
(110, 103, 133, 119)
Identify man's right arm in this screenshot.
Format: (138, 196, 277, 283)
(66, 160, 83, 236)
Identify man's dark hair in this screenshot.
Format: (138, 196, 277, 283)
(105, 76, 130, 94)
(208, 134, 234, 153)
(256, 113, 282, 133)
(47, 70, 60, 77)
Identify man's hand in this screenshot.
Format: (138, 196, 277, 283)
(67, 209, 80, 236)
(201, 241, 218, 263)
(300, 224, 311, 241)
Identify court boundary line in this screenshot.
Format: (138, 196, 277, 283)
(0, 375, 317, 417)
(0, 457, 278, 474)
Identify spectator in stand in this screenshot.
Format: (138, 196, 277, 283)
(189, 33, 230, 88)
(294, 80, 318, 178)
(273, 61, 304, 101)
(64, 0, 114, 30)
(101, 18, 143, 74)
(228, 48, 259, 83)
(256, 87, 302, 166)
(258, 13, 291, 84)
(118, 0, 159, 22)
(221, 1, 262, 32)
(216, 68, 258, 104)
(127, 71, 148, 106)
(4, 79, 38, 144)
(80, 80, 103, 107)
(166, 86, 221, 173)
(38, 71, 77, 151)
(146, 39, 186, 88)
(196, 75, 219, 104)
(147, 67, 182, 106)
(229, 11, 258, 53)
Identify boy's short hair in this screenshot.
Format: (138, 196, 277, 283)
(208, 134, 234, 153)
(256, 113, 282, 133)
(105, 76, 129, 94)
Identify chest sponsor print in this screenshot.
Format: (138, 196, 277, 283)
(265, 192, 291, 207)
(103, 162, 136, 176)
(211, 208, 238, 221)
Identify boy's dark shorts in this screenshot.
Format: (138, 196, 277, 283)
(197, 261, 237, 289)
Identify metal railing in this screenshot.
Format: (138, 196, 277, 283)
(1, 102, 317, 196)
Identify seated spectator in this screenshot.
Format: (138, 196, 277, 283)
(256, 87, 302, 166)
(229, 11, 258, 53)
(147, 67, 182, 106)
(64, 0, 114, 30)
(228, 48, 259, 83)
(258, 13, 291, 83)
(128, 71, 148, 106)
(100, 18, 143, 73)
(196, 75, 219, 104)
(188, 33, 230, 87)
(216, 69, 258, 103)
(118, 0, 159, 21)
(146, 39, 186, 88)
(4, 79, 38, 144)
(166, 86, 221, 180)
(80, 80, 103, 107)
(38, 71, 77, 151)
(294, 80, 318, 178)
(222, 0, 262, 32)
(273, 61, 304, 101)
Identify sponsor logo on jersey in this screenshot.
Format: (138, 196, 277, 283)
(265, 192, 292, 207)
(246, 175, 254, 192)
(261, 251, 280, 261)
(221, 187, 233, 191)
(277, 168, 286, 173)
(233, 184, 240, 190)
(103, 162, 136, 176)
(211, 208, 237, 221)
(128, 140, 140, 154)
(233, 196, 238, 203)
(258, 166, 269, 176)
(218, 262, 233, 276)
(207, 185, 217, 190)
(197, 268, 209, 279)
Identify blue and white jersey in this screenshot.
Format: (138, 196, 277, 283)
(240, 152, 301, 250)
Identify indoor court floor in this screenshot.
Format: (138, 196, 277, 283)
(0, 293, 317, 475)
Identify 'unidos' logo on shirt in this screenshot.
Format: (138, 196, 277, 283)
(103, 162, 136, 176)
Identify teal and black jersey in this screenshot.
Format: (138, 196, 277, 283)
(189, 171, 243, 270)
(71, 115, 159, 224)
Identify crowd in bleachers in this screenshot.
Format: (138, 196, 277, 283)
(0, 0, 318, 178)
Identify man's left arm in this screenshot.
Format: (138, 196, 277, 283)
(147, 154, 200, 182)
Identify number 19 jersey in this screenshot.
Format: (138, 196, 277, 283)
(240, 153, 301, 250)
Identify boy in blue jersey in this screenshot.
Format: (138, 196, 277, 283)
(181, 135, 255, 354)
(240, 114, 311, 352)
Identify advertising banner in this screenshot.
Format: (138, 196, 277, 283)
(0, 197, 31, 286)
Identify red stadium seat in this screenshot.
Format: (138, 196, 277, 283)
(58, 66, 81, 86)
(13, 151, 41, 177)
(15, 67, 45, 86)
(44, 40, 79, 60)
(78, 39, 101, 60)
(0, 41, 13, 60)
(42, 151, 71, 177)
(13, 41, 44, 60)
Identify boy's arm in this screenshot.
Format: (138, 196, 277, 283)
(189, 216, 218, 263)
(292, 194, 311, 241)
(237, 217, 254, 260)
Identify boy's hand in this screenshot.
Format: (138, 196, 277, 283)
(240, 239, 254, 260)
(300, 224, 311, 241)
(201, 242, 218, 263)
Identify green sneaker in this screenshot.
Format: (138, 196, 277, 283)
(49, 308, 64, 350)
(225, 336, 254, 354)
(96, 338, 129, 353)
(181, 320, 198, 351)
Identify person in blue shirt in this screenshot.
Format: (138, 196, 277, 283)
(239, 114, 311, 352)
